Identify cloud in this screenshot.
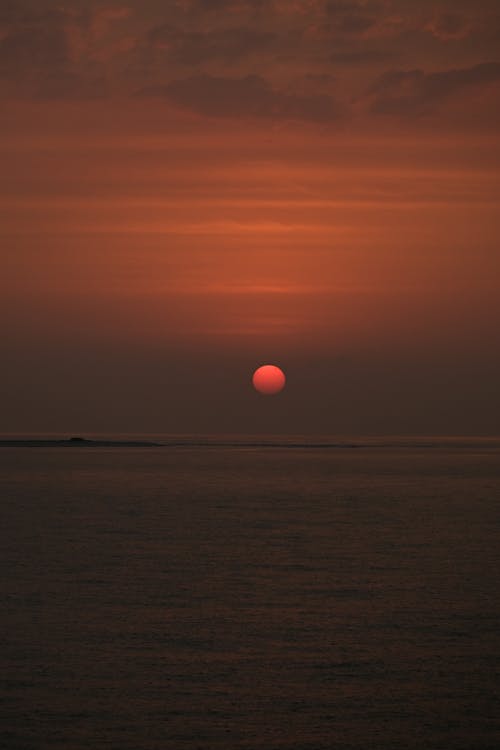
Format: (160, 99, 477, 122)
(148, 24, 276, 64)
(86, 7, 132, 43)
(330, 48, 393, 65)
(324, 0, 383, 36)
(0, 4, 130, 97)
(139, 73, 339, 122)
(0, 10, 69, 73)
(1, 0, 499, 119)
(368, 61, 500, 116)
(187, 0, 265, 10)
(187, 0, 240, 8)
(425, 12, 472, 41)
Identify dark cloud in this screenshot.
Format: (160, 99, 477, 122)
(0, 0, 48, 24)
(425, 12, 471, 40)
(330, 49, 393, 65)
(368, 61, 500, 115)
(188, 0, 239, 8)
(188, 0, 265, 10)
(148, 24, 276, 64)
(0, 9, 69, 73)
(305, 72, 336, 85)
(325, 0, 382, 36)
(0, 4, 124, 98)
(139, 73, 339, 122)
(0, 2, 26, 24)
(1, 0, 499, 123)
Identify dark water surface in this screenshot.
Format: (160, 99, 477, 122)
(1, 440, 500, 749)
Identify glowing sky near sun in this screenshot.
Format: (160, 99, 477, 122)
(1, 0, 499, 434)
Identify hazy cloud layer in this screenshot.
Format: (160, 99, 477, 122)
(142, 73, 339, 122)
(329, 49, 393, 65)
(0, 9, 68, 71)
(0, 0, 499, 126)
(148, 24, 276, 64)
(324, 0, 383, 36)
(369, 62, 500, 116)
(425, 12, 472, 41)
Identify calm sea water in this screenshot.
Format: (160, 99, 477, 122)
(1, 437, 500, 749)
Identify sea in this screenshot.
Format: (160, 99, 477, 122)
(1, 436, 499, 750)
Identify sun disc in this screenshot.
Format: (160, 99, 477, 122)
(252, 364, 286, 395)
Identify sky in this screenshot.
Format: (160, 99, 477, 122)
(1, 0, 499, 435)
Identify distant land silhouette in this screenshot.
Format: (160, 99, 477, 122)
(1, 436, 497, 451)
(0, 437, 163, 448)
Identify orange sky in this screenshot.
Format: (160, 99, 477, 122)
(1, 1, 499, 434)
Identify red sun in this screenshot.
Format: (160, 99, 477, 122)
(252, 364, 286, 395)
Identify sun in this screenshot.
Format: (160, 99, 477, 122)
(252, 364, 286, 395)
